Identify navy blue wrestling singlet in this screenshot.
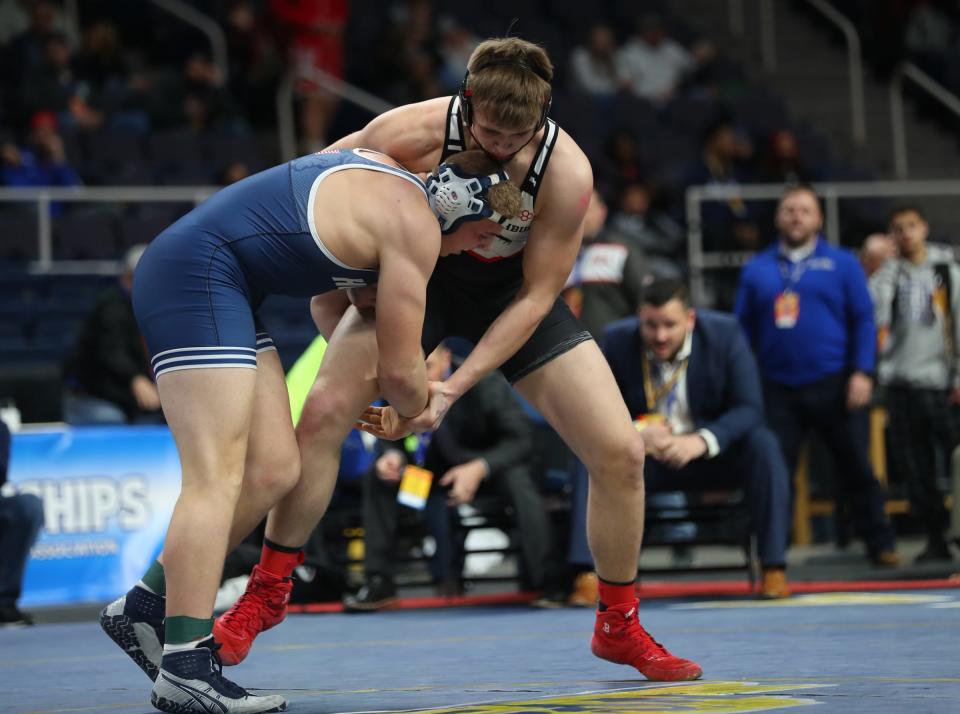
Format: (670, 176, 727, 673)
(132, 149, 426, 378)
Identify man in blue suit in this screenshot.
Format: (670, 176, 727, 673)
(602, 278, 791, 598)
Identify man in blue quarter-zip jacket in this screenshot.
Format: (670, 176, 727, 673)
(735, 184, 899, 566)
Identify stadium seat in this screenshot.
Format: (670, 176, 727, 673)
(53, 212, 119, 260)
(0, 211, 40, 261)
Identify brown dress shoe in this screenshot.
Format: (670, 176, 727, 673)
(567, 571, 599, 607)
(871, 550, 900, 568)
(759, 567, 790, 599)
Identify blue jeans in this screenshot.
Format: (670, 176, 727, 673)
(63, 394, 127, 425)
(0, 493, 44, 605)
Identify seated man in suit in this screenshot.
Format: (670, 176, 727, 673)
(602, 278, 791, 598)
(344, 342, 553, 609)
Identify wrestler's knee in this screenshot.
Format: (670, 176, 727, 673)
(297, 382, 354, 443)
(247, 448, 301, 501)
(588, 430, 646, 493)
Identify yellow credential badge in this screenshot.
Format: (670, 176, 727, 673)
(397, 464, 433, 511)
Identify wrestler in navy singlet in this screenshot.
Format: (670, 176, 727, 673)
(133, 150, 426, 378)
(421, 97, 592, 382)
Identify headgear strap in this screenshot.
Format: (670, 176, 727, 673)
(426, 162, 509, 234)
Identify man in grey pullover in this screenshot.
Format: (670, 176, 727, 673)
(870, 206, 960, 562)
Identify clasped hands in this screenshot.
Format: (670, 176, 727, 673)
(641, 423, 707, 470)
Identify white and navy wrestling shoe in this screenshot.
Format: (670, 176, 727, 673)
(151, 645, 287, 713)
(99, 585, 166, 681)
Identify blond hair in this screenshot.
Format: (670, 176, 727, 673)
(464, 38, 553, 131)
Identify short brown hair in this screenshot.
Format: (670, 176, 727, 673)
(888, 205, 926, 226)
(440, 150, 523, 219)
(465, 38, 553, 131)
(778, 182, 821, 212)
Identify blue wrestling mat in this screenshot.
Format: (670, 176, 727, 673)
(3, 589, 959, 713)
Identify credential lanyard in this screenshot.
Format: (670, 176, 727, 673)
(778, 254, 813, 292)
(642, 352, 688, 414)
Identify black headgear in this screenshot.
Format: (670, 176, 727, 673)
(458, 59, 552, 131)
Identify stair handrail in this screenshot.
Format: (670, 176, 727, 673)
(275, 67, 395, 161)
(801, 0, 866, 145)
(728, 0, 745, 38)
(150, 0, 229, 82)
(758, 0, 777, 72)
(890, 61, 960, 178)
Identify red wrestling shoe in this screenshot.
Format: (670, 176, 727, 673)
(213, 565, 293, 666)
(591, 599, 703, 681)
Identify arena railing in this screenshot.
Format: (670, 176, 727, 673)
(890, 62, 960, 179)
(275, 67, 395, 162)
(685, 180, 960, 304)
(0, 186, 218, 273)
(730, 0, 865, 145)
(150, 0, 229, 82)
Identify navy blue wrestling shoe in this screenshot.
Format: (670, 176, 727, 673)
(99, 585, 165, 681)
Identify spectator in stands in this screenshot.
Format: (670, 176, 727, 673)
(861, 232, 897, 278)
(224, 0, 283, 129)
(73, 19, 149, 132)
(270, 0, 349, 151)
(0, 0, 36, 45)
(344, 343, 551, 609)
(735, 184, 899, 566)
(220, 160, 251, 185)
(3, 0, 77, 77)
(0, 417, 45, 626)
(617, 13, 695, 106)
(682, 118, 759, 252)
(607, 182, 685, 279)
(20, 31, 103, 132)
(903, 0, 955, 83)
(871, 206, 960, 563)
(564, 189, 647, 340)
(62, 244, 163, 426)
(569, 24, 627, 99)
(436, 18, 478, 94)
(603, 278, 791, 598)
(757, 129, 822, 186)
(0, 110, 81, 191)
(602, 129, 645, 190)
(145, 52, 241, 133)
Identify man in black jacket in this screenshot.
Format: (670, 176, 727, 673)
(62, 244, 163, 425)
(0, 419, 45, 626)
(345, 343, 551, 609)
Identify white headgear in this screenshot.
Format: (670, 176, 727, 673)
(426, 163, 509, 234)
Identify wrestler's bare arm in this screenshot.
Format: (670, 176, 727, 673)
(372, 198, 441, 417)
(325, 98, 449, 171)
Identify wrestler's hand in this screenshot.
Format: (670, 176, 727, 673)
(356, 404, 410, 441)
(356, 382, 449, 439)
(406, 381, 452, 432)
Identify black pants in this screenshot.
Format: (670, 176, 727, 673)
(0, 493, 44, 606)
(764, 373, 896, 554)
(362, 463, 552, 589)
(885, 385, 960, 542)
(644, 428, 791, 567)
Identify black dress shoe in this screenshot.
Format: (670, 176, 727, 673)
(343, 575, 397, 612)
(914, 539, 953, 564)
(0, 605, 35, 627)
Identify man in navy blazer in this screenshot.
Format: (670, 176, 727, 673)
(602, 278, 791, 598)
